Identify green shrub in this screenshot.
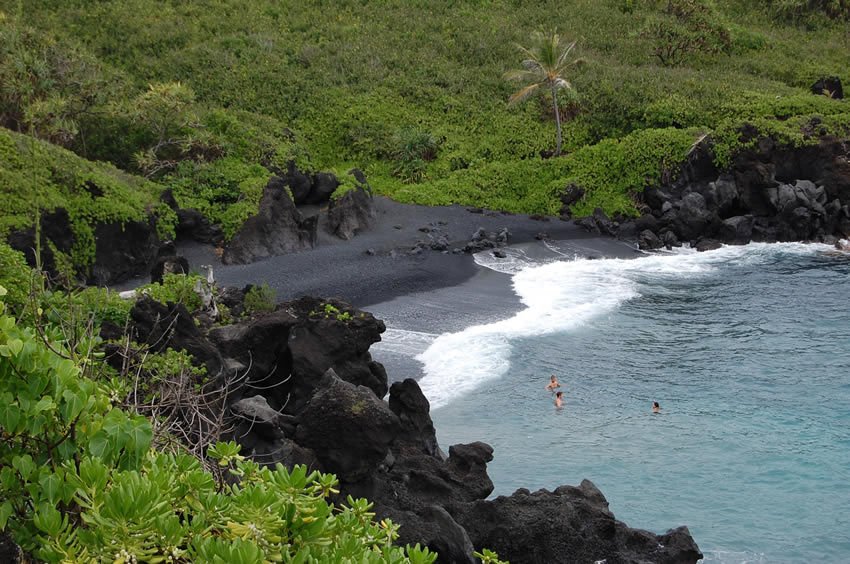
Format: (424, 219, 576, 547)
(0, 243, 32, 315)
(243, 283, 276, 315)
(639, 0, 732, 66)
(566, 127, 701, 216)
(165, 158, 270, 240)
(768, 0, 850, 23)
(0, 16, 109, 147)
(0, 292, 153, 552)
(140, 273, 206, 311)
(0, 285, 442, 563)
(391, 126, 440, 183)
(330, 168, 362, 200)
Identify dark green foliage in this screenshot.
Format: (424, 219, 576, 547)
(140, 273, 206, 311)
(391, 127, 440, 183)
(0, 244, 31, 314)
(769, 0, 850, 23)
(164, 158, 271, 241)
(0, 16, 109, 146)
(0, 284, 442, 562)
(640, 0, 732, 66)
(2, 0, 848, 224)
(243, 283, 276, 315)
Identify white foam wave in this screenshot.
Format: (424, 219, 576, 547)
(698, 549, 769, 564)
(417, 242, 830, 409)
(472, 246, 560, 275)
(372, 328, 437, 357)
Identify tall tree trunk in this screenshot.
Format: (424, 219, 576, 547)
(551, 84, 562, 156)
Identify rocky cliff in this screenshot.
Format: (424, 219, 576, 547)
(575, 134, 850, 251)
(117, 294, 703, 563)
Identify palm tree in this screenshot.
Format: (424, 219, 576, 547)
(505, 31, 582, 156)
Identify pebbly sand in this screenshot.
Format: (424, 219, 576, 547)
(166, 196, 640, 310)
(126, 196, 640, 385)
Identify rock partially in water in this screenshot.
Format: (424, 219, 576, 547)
(451, 480, 703, 564)
(112, 293, 703, 564)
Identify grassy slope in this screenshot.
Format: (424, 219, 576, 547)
(2, 0, 849, 221)
(0, 128, 172, 267)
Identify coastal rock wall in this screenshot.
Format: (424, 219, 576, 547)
(7, 208, 160, 285)
(577, 135, 850, 250)
(116, 293, 703, 563)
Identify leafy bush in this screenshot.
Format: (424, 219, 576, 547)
(0, 16, 109, 146)
(0, 243, 32, 314)
(165, 157, 270, 240)
(0, 290, 153, 553)
(140, 273, 206, 311)
(0, 285, 442, 563)
(565, 127, 700, 216)
(640, 0, 732, 66)
(768, 0, 850, 23)
(390, 126, 440, 183)
(243, 283, 276, 315)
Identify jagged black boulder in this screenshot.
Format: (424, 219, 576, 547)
(295, 369, 399, 483)
(388, 378, 439, 457)
(222, 177, 318, 265)
(327, 186, 376, 240)
(451, 480, 703, 564)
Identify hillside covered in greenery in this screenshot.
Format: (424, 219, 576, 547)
(1, 0, 848, 240)
(1, 1, 848, 561)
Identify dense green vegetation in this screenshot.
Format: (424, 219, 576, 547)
(1, 0, 848, 249)
(0, 263, 449, 562)
(0, 1, 848, 559)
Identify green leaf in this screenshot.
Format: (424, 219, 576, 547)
(5, 338, 23, 356)
(87, 431, 111, 460)
(61, 389, 85, 422)
(34, 397, 56, 413)
(0, 501, 12, 530)
(12, 454, 35, 481)
(0, 402, 21, 433)
(33, 502, 63, 537)
(40, 472, 63, 505)
(125, 418, 153, 461)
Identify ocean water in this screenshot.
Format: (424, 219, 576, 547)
(372, 242, 850, 563)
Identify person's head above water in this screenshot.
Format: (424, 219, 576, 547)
(556, 391, 563, 398)
(653, 401, 660, 408)
(550, 375, 557, 382)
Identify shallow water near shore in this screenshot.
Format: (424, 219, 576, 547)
(370, 242, 850, 563)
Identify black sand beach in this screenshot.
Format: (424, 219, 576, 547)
(160, 197, 640, 309)
(126, 196, 641, 386)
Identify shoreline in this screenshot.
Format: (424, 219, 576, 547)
(136, 196, 641, 310)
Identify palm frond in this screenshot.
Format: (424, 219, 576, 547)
(555, 40, 578, 69)
(508, 82, 542, 105)
(553, 78, 573, 90)
(504, 69, 544, 83)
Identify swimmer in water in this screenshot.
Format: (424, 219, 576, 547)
(554, 391, 564, 408)
(652, 401, 661, 414)
(545, 375, 561, 392)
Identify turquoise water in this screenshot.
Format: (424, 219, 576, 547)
(383, 243, 850, 563)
